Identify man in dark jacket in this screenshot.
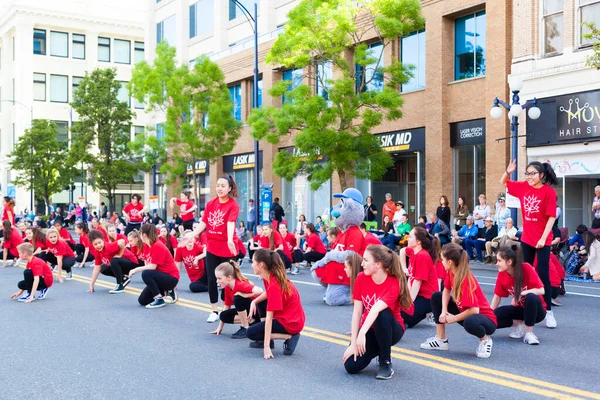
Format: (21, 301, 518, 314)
(270, 197, 285, 224)
(465, 216, 498, 262)
(428, 213, 451, 245)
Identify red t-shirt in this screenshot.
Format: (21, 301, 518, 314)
(234, 236, 246, 256)
(92, 226, 109, 242)
(123, 202, 144, 223)
(337, 226, 365, 256)
(147, 241, 180, 280)
(27, 256, 53, 288)
(46, 239, 75, 258)
(446, 270, 497, 325)
(353, 272, 406, 330)
(58, 228, 76, 245)
(435, 260, 446, 282)
(495, 262, 546, 308)
(223, 279, 258, 307)
(177, 199, 196, 222)
(506, 180, 556, 247)
(202, 197, 240, 257)
(259, 232, 292, 260)
(159, 235, 178, 250)
(405, 247, 438, 300)
(533, 253, 564, 287)
(109, 233, 128, 243)
(130, 243, 151, 263)
(361, 232, 381, 254)
(79, 232, 90, 248)
(175, 243, 204, 281)
(2, 208, 14, 225)
(4, 229, 23, 257)
(91, 241, 138, 267)
(281, 232, 297, 253)
(263, 274, 305, 335)
(306, 232, 326, 254)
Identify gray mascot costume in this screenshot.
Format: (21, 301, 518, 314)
(311, 188, 365, 306)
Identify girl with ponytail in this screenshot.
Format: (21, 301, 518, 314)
(247, 248, 305, 359)
(502, 160, 558, 328)
(491, 245, 546, 345)
(420, 243, 497, 359)
(2, 196, 15, 226)
(210, 260, 264, 339)
(343, 245, 412, 380)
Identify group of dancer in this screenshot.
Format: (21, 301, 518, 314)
(4, 160, 561, 379)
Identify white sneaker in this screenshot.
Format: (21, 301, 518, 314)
(420, 336, 449, 351)
(545, 310, 557, 329)
(426, 313, 436, 326)
(476, 338, 493, 358)
(206, 311, 219, 323)
(523, 332, 539, 345)
(509, 322, 526, 339)
(290, 266, 300, 275)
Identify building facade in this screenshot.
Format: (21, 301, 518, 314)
(512, 0, 600, 235)
(0, 0, 150, 214)
(149, 0, 514, 227)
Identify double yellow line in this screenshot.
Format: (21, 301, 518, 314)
(58, 271, 599, 399)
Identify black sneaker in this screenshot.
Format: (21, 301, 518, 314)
(165, 289, 178, 304)
(231, 327, 248, 339)
(376, 360, 394, 380)
(145, 297, 166, 309)
(249, 340, 274, 349)
(122, 275, 131, 288)
(109, 283, 125, 294)
(283, 333, 301, 355)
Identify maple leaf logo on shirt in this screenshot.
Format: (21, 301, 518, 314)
(523, 195, 541, 216)
(207, 209, 225, 229)
(183, 255, 196, 267)
(130, 209, 139, 217)
(508, 285, 529, 305)
(102, 256, 111, 265)
(362, 293, 379, 315)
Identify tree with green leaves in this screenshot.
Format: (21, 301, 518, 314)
(248, 0, 424, 190)
(69, 68, 137, 212)
(129, 42, 241, 202)
(583, 23, 600, 69)
(9, 120, 76, 214)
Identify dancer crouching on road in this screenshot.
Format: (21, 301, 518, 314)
(420, 243, 497, 359)
(10, 243, 53, 303)
(343, 245, 412, 380)
(491, 245, 546, 345)
(192, 175, 240, 323)
(247, 248, 305, 359)
(128, 230, 150, 266)
(2, 220, 23, 267)
(129, 224, 180, 309)
(40, 228, 76, 283)
(175, 232, 207, 293)
(74, 222, 94, 267)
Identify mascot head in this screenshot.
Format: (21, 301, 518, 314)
(331, 188, 364, 231)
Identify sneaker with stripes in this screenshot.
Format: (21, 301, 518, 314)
(420, 336, 449, 351)
(476, 338, 493, 358)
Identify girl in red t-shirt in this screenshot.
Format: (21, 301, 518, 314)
(91, 218, 109, 241)
(344, 253, 364, 297)
(129, 224, 180, 309)
(279, 223, 301, 274)
(122, 194, 147, 235)
(42, 228, 76, 283)
(248, 225, 263, 261)
(503, 160, 558, 328)
(343, 245, 412, 380)
(158, 226, 178, 257)
(2, 220, 23, 267)
(259, 223, 293, 271)
(107, 224, 128, 244)
(247, 248, 306, 359)
(491, 245, 546, 345)
(302, 223, 326, 262)
(210, 260, 264, 339)
(171, 190, 198, 231)
(2, 196, 15, 226)
(25, 227, 46, 256)
(53, 220, 76, 251)
(127, 230, 149, 266)
(175, 233, 207, 293)
(74, 222, 94, 267)
(420, 243, 497, 359)
(400, 226, 439, 328)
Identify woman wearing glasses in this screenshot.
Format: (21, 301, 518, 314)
(501, 160, 558, 328)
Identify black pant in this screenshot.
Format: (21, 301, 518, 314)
(593, 218, 600, 229)
(247, 318, 290, 341)
(101, 258, 137, 284)
(344, 310, 404, 373)
(4, 250, 16, 260)
(138, 270, 179, 305)
(495, 293, 546, 328)
(205, 252, 234, 304)
(292, 249, 304, 263)
(125, 222, 142, 235)
(189, 273, 208, 293)
(220, 296, 253, 324)
(17, 269, 49, 292)
(74, 244, 95, 263)
(182, 220, 194, 231)
(66, 242, 76, 252)
(277, 250, 292, 270)
(521, 242, 552, 310)
(430, 291, 496, 338)
(303, 251, 325, 263)
(401, 295, 432, 328)
(248, 243, 256, 262)
(38, 253, 75, 273)
(551, 286, 560, 299)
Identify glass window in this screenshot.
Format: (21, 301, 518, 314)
(455, 11, 486, 80)
(251, 78, 263, 108)
(401, 30, 426, 92)
(134, 126, 145, 137)
(316, 61, 332, 100)
(33, 73, 46, 101)
(543, 1, 563, 54)
(454, 144, 486, 215)
(114, 39, 131, 64)
(229, 0, 256, 21)
(50, 31, 68, 57)
(134, 96, 144, 109)
(157, 15, 176, 45)
(118, 82, 130, 107)
(50, 75, 68, 103)
(134, 41, 144, 63)
(33, 29, 46, 55)
(98, 37, 110, 62)
(72, 76, 83, 98)
(356, 42, 384, 93)
(190, 0, 215, 38)
(54, 121, 69, 143)
(72, 34, 85, 59)
(282, 68, 303, 104)
(229, 84, 242, 121)
(156, 123, 165, 139)
(580, 0, 600, 46)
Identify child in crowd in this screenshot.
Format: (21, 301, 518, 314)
(41, 228, 76, 283)
(74, 222, 94, 267)
(159, 226, 178, 257)
(107, 224, 127, 243)
(211, 260, 264, 339)
(54, 220, 76, 251)
(10, 243, 53, 303)
(327, 227, 340, 250)
(2, 220, 23, 267)
(128, 230, 150, 266)
(175, 232, 207, 293)
(91, 218, 109, 241)
(24, 227, 46, 256)
(259, 223, 293, 271)
(248, 225, 263, 261)
(344, 253, 364, 295)
(319, 224, 329, 248)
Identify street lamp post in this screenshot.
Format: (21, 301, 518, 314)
(231, 0, 260, 233)
(489, 77, 542, 223)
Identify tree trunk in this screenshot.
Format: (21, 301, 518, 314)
(337, 169, 354, 192)
(108, 190, 115, 213)
(192, 172, 200, 205)
(44, 197, 50, 216)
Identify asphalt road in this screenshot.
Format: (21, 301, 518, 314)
(0, 256, 599, 400)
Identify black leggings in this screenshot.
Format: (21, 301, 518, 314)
(303, 251, 325, 263)
(17, 269, 49, 292)
(521, 242, 552, 310)
(189, 273, 208, 293)
(182, 220, 194, 231)
(220, 296, 253, 324)
(430, 291, 496, 338)
(247, 318, 290, 341)
(551, 286, 560, 299)
(74, 244, 95, 263)
(100, 258, 138, 284)
(277, 250, 292, 270)
(344, 309, 404, 373)
(38, 253, 75, 273)
(401, 295, 432, 328)
(205, 252, 235, 304)
(138, 270, 179, 305)
(292, 249, 304, 263)
(125, 222, 142, 235)
(3, 250, 16, 260)
(495, 293, 546, 328)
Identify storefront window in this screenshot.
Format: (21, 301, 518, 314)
(282, 176, 331, 230)
(454, 145, 486, 211)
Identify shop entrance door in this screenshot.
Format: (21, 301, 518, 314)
(372, 154, 418, 224)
